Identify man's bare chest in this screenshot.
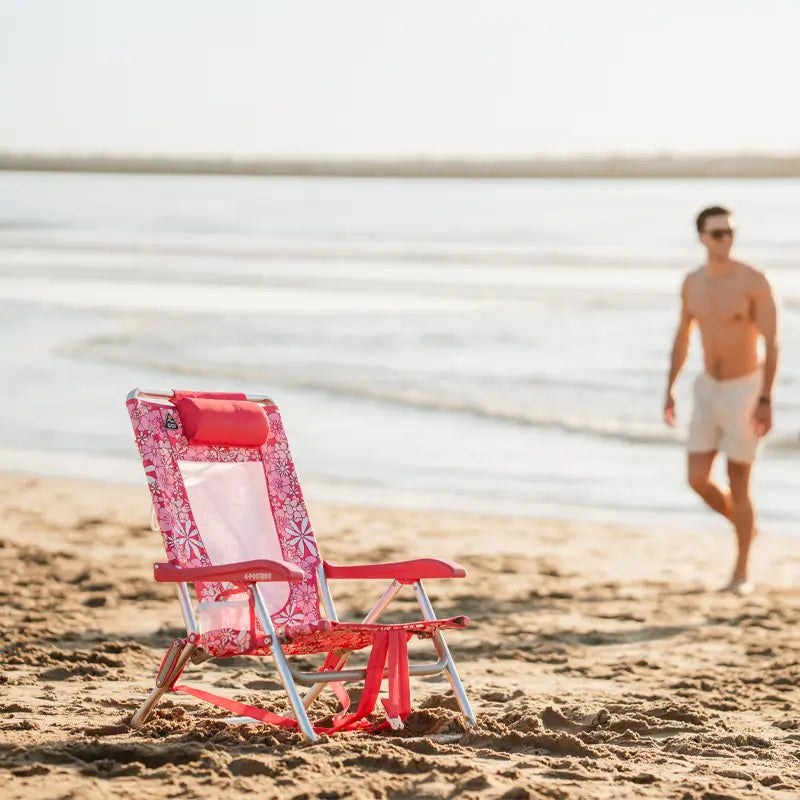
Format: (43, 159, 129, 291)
(687, 282, 752, 325)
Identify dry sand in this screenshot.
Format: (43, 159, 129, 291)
(1, 472, 798, 799)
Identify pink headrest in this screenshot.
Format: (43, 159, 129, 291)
(173, 391, 270, 448)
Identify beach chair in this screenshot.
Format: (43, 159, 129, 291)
(125, 388, 474, 741)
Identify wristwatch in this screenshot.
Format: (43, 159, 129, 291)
(758, 396, 771, 405)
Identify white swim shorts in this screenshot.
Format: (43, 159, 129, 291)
(687, 369, 763, 463)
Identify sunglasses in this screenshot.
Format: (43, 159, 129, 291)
(706, 228, 735, 241)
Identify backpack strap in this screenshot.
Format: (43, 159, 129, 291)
(326, 631, 390, 732)
(320, 651, 352, 723)
(173, 683, 303, 729)
(380, 630, 411, 729)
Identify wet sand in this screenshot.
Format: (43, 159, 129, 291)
(1, 473, 799, 799)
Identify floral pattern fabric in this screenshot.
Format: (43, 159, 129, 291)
(127, 397, 323, 656)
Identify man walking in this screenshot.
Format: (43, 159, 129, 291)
(664, 206, 779, 594)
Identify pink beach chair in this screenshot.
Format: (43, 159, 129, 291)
(125, 388, 475, 741)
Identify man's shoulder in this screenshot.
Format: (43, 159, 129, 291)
(734, 260, 770, 290)
(682, 267, 704, 289)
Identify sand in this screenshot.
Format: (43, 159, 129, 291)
(1, 472, 798, 799)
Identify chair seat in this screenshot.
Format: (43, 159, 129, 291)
(199, 615, 470, 658)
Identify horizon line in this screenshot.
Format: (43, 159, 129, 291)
(2, 150, 800, 179)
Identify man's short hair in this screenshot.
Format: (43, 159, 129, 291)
(696, 205, 732, 234)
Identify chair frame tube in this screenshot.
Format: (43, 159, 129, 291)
(130, 639, 197, 729)
(290, 657, 448, 686)
(252, 585, 318, 742)
(413, 580, 476, 726)
(316, 563, 338, 621)
(176, 583, 199, 634)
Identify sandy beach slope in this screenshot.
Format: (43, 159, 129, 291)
(1, 473, 798, 799)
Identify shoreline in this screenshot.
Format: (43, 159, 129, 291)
(0, 469, 796, 585)
(4, 152, 800, 179)
(0, 462, 795, 542)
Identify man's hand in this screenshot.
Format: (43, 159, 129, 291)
(752, 400, 772, 437)
(664, 392, 677, 427)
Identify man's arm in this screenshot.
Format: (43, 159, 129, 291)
(664, 277, 694, 426)
(752, 272, 779, 435)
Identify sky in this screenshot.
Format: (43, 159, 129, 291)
(1, 0, 798, 157)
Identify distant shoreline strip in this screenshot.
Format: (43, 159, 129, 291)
(2, 153, 800, 179)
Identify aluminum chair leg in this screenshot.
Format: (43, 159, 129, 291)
(412, 581, 476, 727)
(130, 640, 196, 729)
(253, 586, 318, 742)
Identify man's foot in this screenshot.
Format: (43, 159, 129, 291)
(719, 577, 755, 596)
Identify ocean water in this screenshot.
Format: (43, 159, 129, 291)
(1, 171, 798, 534)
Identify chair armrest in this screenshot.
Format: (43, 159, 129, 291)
(323, 558, 466, 582)
(153, 558, 304, 583)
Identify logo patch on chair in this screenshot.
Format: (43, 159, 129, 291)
(244, 572, 273, 581)
(164, 413, 179, 430)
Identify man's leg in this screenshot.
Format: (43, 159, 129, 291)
(727, 459, 755, 582)
(687, 451, 732, 521)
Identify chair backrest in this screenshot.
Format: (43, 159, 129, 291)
(126, 392, 323, 628)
